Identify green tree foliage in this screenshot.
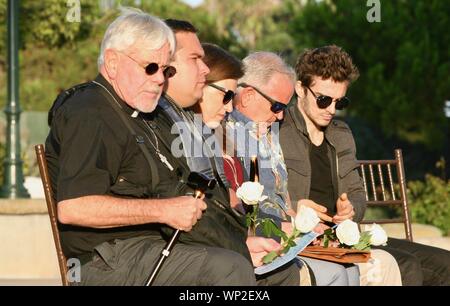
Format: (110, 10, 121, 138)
(0, 0, 5, 64)
(203, 0, 297, 59)
(0, 0, 104, 111)
(288, 0, 450, 149)
(0, 0, 448, 180)
(408, 174, 450, 236)
(20, 0, 100, 48)
(0, 0, 233, 112)
(139, 0, 228, 52)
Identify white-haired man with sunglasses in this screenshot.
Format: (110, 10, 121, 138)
(228, 51, 363, 286)
(45, 9, 258, 286)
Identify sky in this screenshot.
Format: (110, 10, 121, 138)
(181, 0, 204, 7)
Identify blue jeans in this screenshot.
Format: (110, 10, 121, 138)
(300, 256, 360, 286)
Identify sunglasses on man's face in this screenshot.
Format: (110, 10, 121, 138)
(144, 62, 177, 79)
(305, 86, 350, 110)
(208, 83, 236, 104)
(119, 51, 177, 79)
(238, 83, 287, 114)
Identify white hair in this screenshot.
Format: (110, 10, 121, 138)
(97, 7, 175, 69)
(238, 52, 296, 88)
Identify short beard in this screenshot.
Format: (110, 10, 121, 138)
(135, 96, 159, 113)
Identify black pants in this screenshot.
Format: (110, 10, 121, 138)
(256, 258, 302, 286)
(79, 236, 301, 286)
(375, 237, 450, 286)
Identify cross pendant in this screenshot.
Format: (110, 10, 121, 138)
(158, 153, 174, 171)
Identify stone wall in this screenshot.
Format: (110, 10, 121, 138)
(0, 199, 60, 281)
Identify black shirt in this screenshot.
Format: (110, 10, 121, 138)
(45, 75, 250, 261)
(309, 140, 336, 216)
(45, 74, 182, 257)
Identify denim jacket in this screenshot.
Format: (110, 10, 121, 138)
(227, 109, 292, 221)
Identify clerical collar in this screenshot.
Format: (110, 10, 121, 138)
(94, 74, 141, 118)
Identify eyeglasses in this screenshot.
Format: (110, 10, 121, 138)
(238, 83, 287, 114)
(118, 51, 177, 79)
(208, 83, 235, 104)
(305, 86, 350, 110)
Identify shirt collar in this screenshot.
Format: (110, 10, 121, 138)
(229, 109, 275, 138)
(229, 109, 253, 125)
(287, 105, 308, 136)
(95, 73, 141, 118)
(287, 104, 340, 144)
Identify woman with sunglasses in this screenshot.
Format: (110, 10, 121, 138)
(193, 44, 312, 284)
(192, 43, 245, 211)
(193, 43, 238, 129)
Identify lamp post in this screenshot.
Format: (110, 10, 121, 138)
(0, 0, 29, 198)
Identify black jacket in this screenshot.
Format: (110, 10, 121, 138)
(279, 105, 366, 222)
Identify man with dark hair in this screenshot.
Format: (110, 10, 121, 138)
(152, 19, 307, 286)
(229, 50, 361, 286)
(165, 18, 198, 33)
(280, 44, 450, 285)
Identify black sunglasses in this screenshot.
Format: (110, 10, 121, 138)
(119, 51, 177, 79)
(145, 63, 177, 79)
(208, 83, 235, 104)
(305, 86, 349, 110)
(238, 83, 287, 114)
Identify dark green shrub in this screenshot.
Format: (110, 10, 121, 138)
(408, 174, 450, 236)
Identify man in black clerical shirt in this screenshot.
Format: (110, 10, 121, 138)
(45, 9, 256, 286)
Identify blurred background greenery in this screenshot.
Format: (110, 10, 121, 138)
(0, 0, 448, 233)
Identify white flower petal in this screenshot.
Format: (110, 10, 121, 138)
(294, 205, 320, 233)
(336, 219, 361, 246)
(236, 181, 266, 205)
(367, 223, 388, 246)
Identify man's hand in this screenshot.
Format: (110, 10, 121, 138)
(313, 222, 330, 235)
(332, 193, 355, 224)
(162, 196, 207, 231)
(297, 199, 333, 222)
(311, 223, 331, 245)
(246, 236, 282, 267)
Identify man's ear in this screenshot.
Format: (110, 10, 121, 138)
(295, 81, 304, 98)
(103, 49, 119, 80)
(240, 87, 255, 108)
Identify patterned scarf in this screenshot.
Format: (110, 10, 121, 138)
(227, 109, 290, 219)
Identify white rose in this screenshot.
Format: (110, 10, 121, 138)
(294, 205, 320, 233)
(235, 182, 267, 205)
(365, 223, 388, 246)
(336, 219, 361, 246)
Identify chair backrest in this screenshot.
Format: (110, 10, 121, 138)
(357, 149, 413, 241)
(35, 144, 69, 286)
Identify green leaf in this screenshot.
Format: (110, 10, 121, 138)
(323, 234, 329, 248)
(262, 251, 279, 264)
(282, 245, 291, 254)
(262, 219, 273, 237)
(324, 228, 333, 236)
(352, 231, 372, 251)
(269, 220, 287, 240)
(287, 240, 297, 247)
(323, 227, 337, 248)
(280, 231, 289, 241)
(245, 215, 252, 227)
